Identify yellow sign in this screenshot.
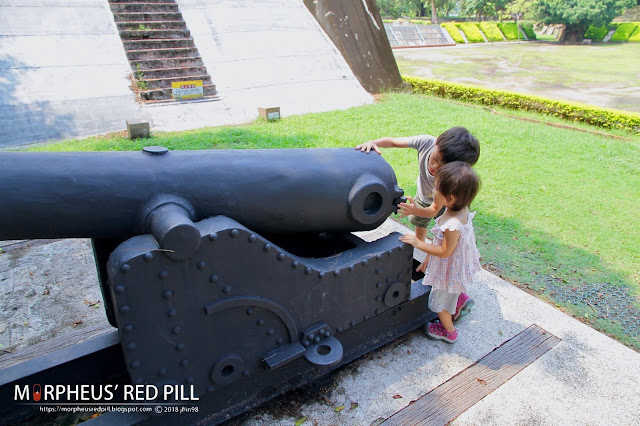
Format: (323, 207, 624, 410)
(171, 80, 203, 100)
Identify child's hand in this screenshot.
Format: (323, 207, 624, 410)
(355, 141, 382, 155)
(397, 196, 418, 218)
(416, 257, 429, 273)
(399, 233, 419, 247)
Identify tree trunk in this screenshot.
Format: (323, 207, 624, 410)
(416, 0, 426, 17)
(431, 0, 438, 24)
(559, 24, 588, 43)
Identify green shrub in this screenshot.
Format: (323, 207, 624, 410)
(441, 22, 465, 43)
(403, 76, 640, 133)
(457, 22, 485, 43)
(478, 22, 505, 41)
(628, 23, 640, 42)
(497, 22, 520, 40)
(520, 22, 537, 40)
(611, 22, 640, 41)
(584, 25, 609, 41)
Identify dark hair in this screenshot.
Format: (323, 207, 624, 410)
(436, 127, 480, 166)
(436, 161, 480, 211)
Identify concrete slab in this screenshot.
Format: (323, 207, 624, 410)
(2, 219, 639, 425)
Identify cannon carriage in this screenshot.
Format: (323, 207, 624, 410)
(0, 147, 435, 424)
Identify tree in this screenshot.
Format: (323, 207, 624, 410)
(527, 0, 635, 42)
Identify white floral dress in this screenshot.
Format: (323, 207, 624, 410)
(423, 211, 482, 294)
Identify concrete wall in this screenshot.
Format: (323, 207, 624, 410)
(0, 0, 143, 148)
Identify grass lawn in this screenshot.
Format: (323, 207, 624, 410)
(29, 93, 640, 350)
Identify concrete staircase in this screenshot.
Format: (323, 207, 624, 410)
(109, 0, 217, 101)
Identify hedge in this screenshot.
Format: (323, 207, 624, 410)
(457, 22, 485, 43)
(584, 25, 609, 41)
(497, 22, 520, 40)
(520, 22, 536, 40)
(403, 76, 640, 133)
(628, 23, 640, 41)
(441, 22, 465, 43)
(611, 22, 639, 41)
(478, 22, 505, 41)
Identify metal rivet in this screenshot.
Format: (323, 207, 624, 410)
(176, 343, 185, 351)
(159, 270, 168, 279)
(277, 337, 284, 344)
(363, 315, 369, 320)
(181, 359, 189, 367)
(325, 331, 331, 337)
(348, 265, 354, 272)
(163, 289, 173, 298)
(168, 308, 177, 317)
(257, 319, 264, 326)
(197, 261, 206, 270)
(230, 229, 239, 238)
(336, 327, 343, 333)
(304, 267, 312, 275)
(334, 270, 340, 276)
(376, 296, 382, 302)
(387, 250, 393, 256)
(386, 276, 391, 283)
(267, 328, 274, 335)
(350, 320, 356, 326)
(121, 264, 131, 273)
(158, 368, 167, 376)
(291, 261, 299, 269)
(131, 360, 141, 369)
(375, 268, 382, 274)
(223, 285, 231, 294)
(248, 235, 256, 242)
(210, 274, 219, 283)
(397, 272, 402, 279)
(124, 324, 134, 333)
(361, 259, 368, 266)
(246, 308, 254, 315)
(309, 333, 315, 340)
(115, 285, 125, 294)
(277, 253, 285, 261)
(376, 254, 382, 260)
(375, 308, 381, 314)
(319, 328, 325, 335)
(119, 305, 130, 313)
(302, 340, 310, 347)
(314, 336, 321, 343)
(172, 325, 182, 334)
(318, 272, 325, 279)
(376, 282, 382, 288)
(209, 232, 218, 241)
(263, 243, 272, 252)
(186, 376, 194, 384)
(242, 369, 250, 376)
(143, 252, 154, 262)
(127, 342, 136, 351)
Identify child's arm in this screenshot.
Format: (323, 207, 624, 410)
(397, 198, 440, 219)
(400, 230, 460, 258)
(355, 137, 410, 155)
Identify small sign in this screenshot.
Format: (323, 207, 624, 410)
(171, 80, 203, 100)
(258, 107, 281, 121)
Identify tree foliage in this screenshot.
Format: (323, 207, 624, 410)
(527, 0, 635, 42)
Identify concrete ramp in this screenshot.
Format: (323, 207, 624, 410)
(0, 0, 372, 148)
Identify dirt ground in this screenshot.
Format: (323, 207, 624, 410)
(394, 42, 640, 113)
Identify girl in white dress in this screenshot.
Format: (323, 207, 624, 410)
(400, 161, 481, 343)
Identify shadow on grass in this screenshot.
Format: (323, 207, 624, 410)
(474, 212, 640, 351)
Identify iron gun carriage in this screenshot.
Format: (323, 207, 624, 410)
(0, 147, 435, 424)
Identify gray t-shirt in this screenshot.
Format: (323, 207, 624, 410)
(407, 134, 436, 204)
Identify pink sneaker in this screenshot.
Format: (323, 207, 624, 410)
(453, 293, 474, 321)
(426, 322, 458, 343)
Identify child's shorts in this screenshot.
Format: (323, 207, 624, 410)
(428, 288, 461, 314)
(407, 195, 433, 229)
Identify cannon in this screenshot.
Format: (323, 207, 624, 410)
(0, 147, 436, 425)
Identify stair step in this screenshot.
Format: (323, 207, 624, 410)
(126, 47, 199, 60)
(132, 66, 208, 79)
(119, 29, 190, 39)
(110, 0, 176, 3)
(117, 20, 186, 30)
(143, 94, 220, 105)
(123, 38, 194, 50)
(139, 84, 217, 101)
(136, 74, 212, 90)
(130, 56, 204, 69)
(109, 3, 179, 13)
(113, 12, 183, 22)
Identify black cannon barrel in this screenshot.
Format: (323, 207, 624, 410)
(0, 147, 403, 259)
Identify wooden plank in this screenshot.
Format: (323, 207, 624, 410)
(382, 324, 561, 426)
(0, 321, 114, 369)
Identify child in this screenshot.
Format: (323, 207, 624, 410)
(399, 161, 482, 343)
(356, 127, 479, 319)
